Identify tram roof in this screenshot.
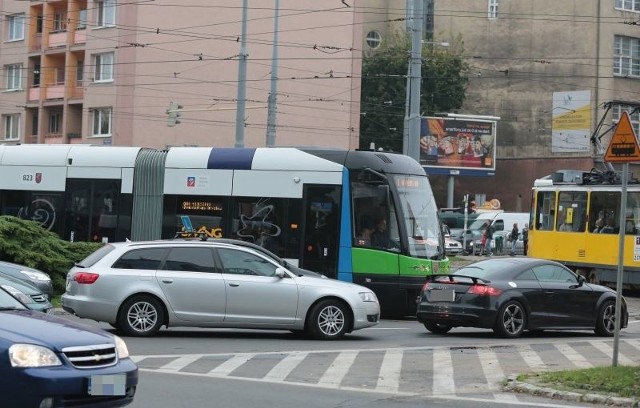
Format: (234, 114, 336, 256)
(0, 145, 141, 167)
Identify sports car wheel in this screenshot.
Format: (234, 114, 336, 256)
(423, 321, 453, 334)
(307, 299, 350, 340)
(118, 295, 164, 337)
(594, 300, 616, 337)
(493, 300, 526, 338)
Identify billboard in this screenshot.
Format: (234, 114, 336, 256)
(420, 117, 497, 176)
(551, 90, 591, 153)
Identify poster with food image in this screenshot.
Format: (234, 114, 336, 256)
(420, 117, 496, 174)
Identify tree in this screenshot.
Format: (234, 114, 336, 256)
(360, 32, 469, 152)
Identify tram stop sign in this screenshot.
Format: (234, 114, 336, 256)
(604, 111, 640, 163)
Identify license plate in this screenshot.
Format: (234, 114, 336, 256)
(429, 289, 455, 302)
(88, 374, 126, 396)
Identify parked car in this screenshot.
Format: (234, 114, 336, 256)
(62, 240, 380, 339)
(0, 260, 53, 299)
(441, 225, 463, 256)
(416, 257, 628, 338)
(0, 271, 52, 313)
(0, 285, 138, 408)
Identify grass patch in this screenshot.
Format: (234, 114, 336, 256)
(519, 366, 640, 398)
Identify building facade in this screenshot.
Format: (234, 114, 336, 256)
(1, 1, 363, 149)
(362, 1, 640, 211)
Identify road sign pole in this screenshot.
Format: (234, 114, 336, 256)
(612, 163, 627, 367)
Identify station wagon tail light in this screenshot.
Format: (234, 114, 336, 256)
(73, 272, 100, 284)
(467, 284, 502, 296)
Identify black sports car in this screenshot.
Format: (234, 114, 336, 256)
(416, 257, 629, 338)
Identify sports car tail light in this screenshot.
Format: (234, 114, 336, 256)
(467, 284, 502, 296)
(73, 272, 100, 284)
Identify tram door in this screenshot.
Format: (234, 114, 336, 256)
(300, 185, 340, 279)
(64, 179, 122, 242)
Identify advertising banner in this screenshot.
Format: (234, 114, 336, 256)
(420, 117, 496, 176)
(552, 90, 591, 153)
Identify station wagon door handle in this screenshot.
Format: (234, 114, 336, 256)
(161, 279, 174, 284)
(228, 282, 240, 287)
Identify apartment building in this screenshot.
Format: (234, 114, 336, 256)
(1, 1, 363, 149)
(363, 1, 640, 210)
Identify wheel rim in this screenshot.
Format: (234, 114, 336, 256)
(602, 303, 616, 333)
(127, 301, 158, 333)
(502, 304, 524, 335)
(317, 305, 345, 336)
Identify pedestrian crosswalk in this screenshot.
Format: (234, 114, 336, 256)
(131, 338, 640, 400)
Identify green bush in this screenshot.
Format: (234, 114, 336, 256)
(0, 216, 103, 295)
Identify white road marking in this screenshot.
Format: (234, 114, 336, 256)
(376, 349, 403, 393)
(207, 353, 255, 376)
(553, 343, 593, 369)
(317, 351, 359, 387)
(432, 348, 455, 396)
(263, 352, 307, 381)
(590, 340, 636, 366)
(478, 349, 519, 402)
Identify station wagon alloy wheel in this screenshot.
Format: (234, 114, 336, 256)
(308, 300, 350, 340)
(119, 295, 163, 337)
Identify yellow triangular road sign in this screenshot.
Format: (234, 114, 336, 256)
(604, 111, 640, 162)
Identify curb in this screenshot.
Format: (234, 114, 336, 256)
(504, 375, 639, 407)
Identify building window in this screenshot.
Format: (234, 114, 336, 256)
(615, 0, 640, 12)
(53, 12, 67, 32)
(78, 9, 88, 30)
(3, 114, 20, 140)
(97, 0, 116, 27)
(614, 36, 640, 78)
(7, 14, 25, 41)
(4, 64, 23, 90)
(33, 64, 41, 87)
(77, 61, 84, 82)
(49, 112, 61, 135)
(92, 107, 112, 136)
(94, 52, 114, 82)
(366, 31, 382, 49)
(36, 15, 44, 34)
(488, 0, 498, 19)
(612, 104, 640, 137)
(31, 114, 38, 136)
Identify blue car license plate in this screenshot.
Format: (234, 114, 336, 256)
(430, 289, 455, 302)
(88, 374, 126, 396)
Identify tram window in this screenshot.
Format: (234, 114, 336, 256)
(556, 192, 587, 232)
(589, 192, 619, 234)
(624, 192, 640, 235)
(535, 191, 556, 231)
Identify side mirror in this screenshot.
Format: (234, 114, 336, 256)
(275, 267, 287, 279)
(577, 275, 586, 286)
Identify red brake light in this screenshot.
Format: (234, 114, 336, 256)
(74, 272, 99, 284)
(467, 284, 502, 296)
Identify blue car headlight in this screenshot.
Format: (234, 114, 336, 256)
(114, 335, 130, 359)
(9, 344, 62, 367)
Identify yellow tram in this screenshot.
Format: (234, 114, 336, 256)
(529, 169, 640, 288)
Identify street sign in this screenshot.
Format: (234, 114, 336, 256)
(604, 111, 640, 162)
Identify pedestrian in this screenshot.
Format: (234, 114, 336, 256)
(509, 222, 519, 256)
(522, 223, 529, 256)
(483, 220, 494, 256)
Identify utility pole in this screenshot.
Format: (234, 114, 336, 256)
(235, 0, 249, 148)
(266, 0, 280, 147)
(404, 0, 423, 162)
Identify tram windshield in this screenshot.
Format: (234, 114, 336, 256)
(393, 175, 443, 259)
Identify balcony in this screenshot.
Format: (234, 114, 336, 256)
(45, 84, 65, 100)
(29, 34, 43, 53)
(73, 29, 86, 45)
(44, 133, 64, 144)
(47, 31, 67, 49)
(28, 87, 41, 102)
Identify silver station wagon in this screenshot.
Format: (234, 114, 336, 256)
(62, 240, 380, 340)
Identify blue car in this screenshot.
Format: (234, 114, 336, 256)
(0, 286, 138, 408)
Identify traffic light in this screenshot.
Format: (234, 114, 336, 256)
(166, 101, 182, 126)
